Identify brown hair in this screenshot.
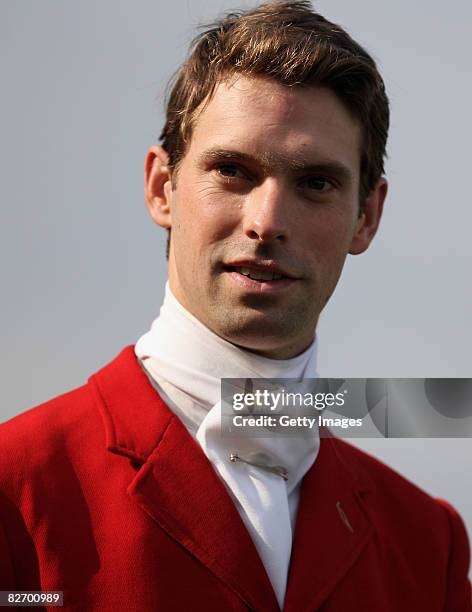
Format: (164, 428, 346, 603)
(160, 0, 389, 254)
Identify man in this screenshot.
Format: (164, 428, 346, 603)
(0, 1, 470, 610)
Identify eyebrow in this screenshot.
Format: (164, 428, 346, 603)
(197, 148, 354, 182)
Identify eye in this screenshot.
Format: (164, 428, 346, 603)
(215, 163, 248, 180)
(301, 177, 334, 193)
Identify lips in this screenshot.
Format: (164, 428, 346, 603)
(222, 261, 300, 295)
(223, 260, 297, 283)
(232, 266, 283, 281)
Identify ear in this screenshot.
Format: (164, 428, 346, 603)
(144, 145, 173, 229)
(349, 177, 388, 255)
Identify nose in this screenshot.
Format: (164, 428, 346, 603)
(242, 179, 291, 243)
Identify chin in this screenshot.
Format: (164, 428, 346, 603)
(215, 320, 300, 356)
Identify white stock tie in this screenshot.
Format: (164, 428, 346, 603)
(196, 400, 307, 607)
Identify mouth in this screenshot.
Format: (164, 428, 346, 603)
(226, 265, 284, 282)
(222, 261, 299, 293)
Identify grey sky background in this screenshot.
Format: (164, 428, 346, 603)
(1, 1, 471, 550)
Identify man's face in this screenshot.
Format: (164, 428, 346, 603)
(146, 76, 385, 358)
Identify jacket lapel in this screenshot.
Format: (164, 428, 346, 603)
(284, 431, 375, 612)
(89, 346, 280, 612)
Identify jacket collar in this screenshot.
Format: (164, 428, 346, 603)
(89, 345, 376, 612)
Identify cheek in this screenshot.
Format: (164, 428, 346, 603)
(175, 187, 241, 244)
(301, 213, 354, 257)
(297, 212, 356, 286)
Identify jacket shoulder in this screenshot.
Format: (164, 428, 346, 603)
(1, 382, 96, 439)
(333, 437, 443, 506)
(0, 383, 103, 486)
(330, 436, 468, 540)
(333, 437, 470, 555)
(332, 438, 471, 607)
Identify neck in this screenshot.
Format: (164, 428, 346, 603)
(135, 281, 319, 409)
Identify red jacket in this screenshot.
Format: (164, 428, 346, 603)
(0, 346, 470, 611)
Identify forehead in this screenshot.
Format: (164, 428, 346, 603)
(187, 75, 362, 171)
